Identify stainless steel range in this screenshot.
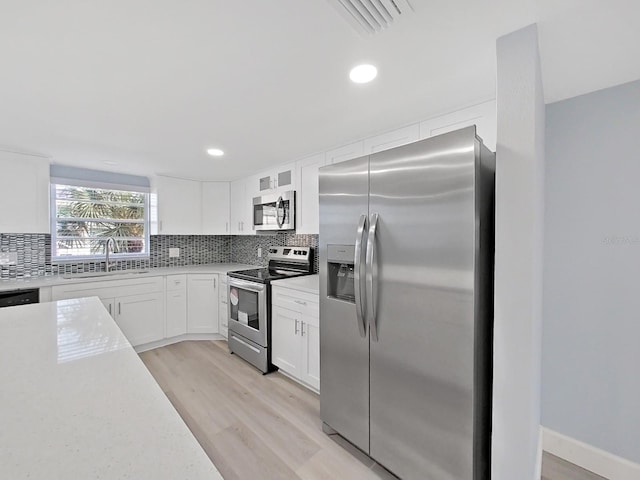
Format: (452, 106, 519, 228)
(227, 246, 314, 373)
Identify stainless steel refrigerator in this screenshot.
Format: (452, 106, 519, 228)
(319, 126, 495, 480)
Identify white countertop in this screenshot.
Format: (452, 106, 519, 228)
(0, 263, 256, 292)
(0, 297, 222, 479)
(271, 274, 319, 295)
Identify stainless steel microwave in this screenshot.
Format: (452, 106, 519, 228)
(252, 191, 295, 231)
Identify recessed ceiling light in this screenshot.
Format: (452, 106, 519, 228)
(207, 148, 224, 157)
(349, 64, 377, 84)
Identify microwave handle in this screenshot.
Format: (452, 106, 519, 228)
(276, 196, 284, 228)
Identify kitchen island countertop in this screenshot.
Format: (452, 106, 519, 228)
(0, 297, 222, 479)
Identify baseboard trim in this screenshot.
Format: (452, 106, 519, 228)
(134, 333, 225, 353)
(542, 427, 640, 480)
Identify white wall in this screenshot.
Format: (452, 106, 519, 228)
(492, 24, 545, 480)
(543, 79, 640, 465)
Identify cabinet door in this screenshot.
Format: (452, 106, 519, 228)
(0, 151, 50, 233)
(166, 290, 187, 338)
(100, 298, 116, 319)
(230, 178, 254, 235)
(202, 182, 230, 235)
(116, 292, 164, 346)
(295, 153, 324, 235)
(275, 163, 295, 192)
(363, 124, 420, 154)
(271, 306, 301, 377)
(155, 175, 202, 234)
(325, 141, 364, 165)
(419, 100, 496, 151)
(301, 317, 320, 391)
(187, 275, 219, 334)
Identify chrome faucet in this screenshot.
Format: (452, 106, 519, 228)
(105, 237, 116, 272)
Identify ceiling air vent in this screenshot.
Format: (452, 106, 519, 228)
(327, 0, 415, 35)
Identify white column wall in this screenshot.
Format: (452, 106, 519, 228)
(492, 24, 545, 480)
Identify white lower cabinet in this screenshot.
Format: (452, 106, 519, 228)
(271, 286, 320, 391)
(52, 277, 165, 348)
(187, 274, 219, 334)
(165, 275, 187, 338)
(51, 271, 235, 348)
(272, 305, 302, 378)
(117, 292, 165, 346)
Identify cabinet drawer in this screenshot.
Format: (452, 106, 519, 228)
(166, 274, 187, 292)
(272, 287, 319, 318)
(52, 276, 163, 301)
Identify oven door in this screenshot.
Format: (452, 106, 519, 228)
(228, 277, 268, 347)
(253, 191, 295, 231)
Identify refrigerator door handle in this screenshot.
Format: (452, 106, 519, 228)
(366, 213, 379, 342)
(354, 214, 368, 337)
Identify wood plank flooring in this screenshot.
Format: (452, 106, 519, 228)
(140, 340, 607, 480)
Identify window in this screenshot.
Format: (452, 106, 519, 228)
(50, 166, 150, 261)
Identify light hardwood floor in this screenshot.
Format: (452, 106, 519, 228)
(140, 340, 606, 480)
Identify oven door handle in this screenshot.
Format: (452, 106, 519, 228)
(276, 196, 284, 228)
(228, 277, 266, 293)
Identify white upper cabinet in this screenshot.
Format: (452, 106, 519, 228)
(154, 175, 202, 235)
(363, 124, 420, 154)
(255, 163, 296, 195)
(229, 177, 254, 235)
(420, 100, 497, 151)
(0, 151, 50, 233)
(202, 182, 230, 235)
(325, 141, 364, 165)
(295, 153, 325, 235)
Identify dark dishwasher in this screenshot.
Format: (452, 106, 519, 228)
(0, 288, 39, 308)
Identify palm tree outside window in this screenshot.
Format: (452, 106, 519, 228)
(51, 183, 150, 260)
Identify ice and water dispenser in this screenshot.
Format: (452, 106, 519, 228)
(326, 245, 355, 303)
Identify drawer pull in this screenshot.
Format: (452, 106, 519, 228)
(294, 300, 307, 306)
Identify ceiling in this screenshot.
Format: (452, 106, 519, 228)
(1, 1, 638, 181)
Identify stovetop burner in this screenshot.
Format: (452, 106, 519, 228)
(227, 246, 314, 284)
(227, 267, 309, 283)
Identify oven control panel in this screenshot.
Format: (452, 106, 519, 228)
(268, 246, 311, 261)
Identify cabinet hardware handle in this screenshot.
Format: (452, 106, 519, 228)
(118, 303, 121, 315)
(226, 222, 228, 232)
(295, 319, 299, 335)
(301, 321, 305, 337)
(108, 304, 112, 315)
(294, 300, 307, 306)
(214, 278, 217, 288)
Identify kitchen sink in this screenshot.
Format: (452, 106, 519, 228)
(62, 270, 151, 280)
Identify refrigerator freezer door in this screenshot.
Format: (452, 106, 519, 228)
(368, 128, 479, 479)
(319, 156, 370, 453)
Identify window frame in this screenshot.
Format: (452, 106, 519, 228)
(50, 181, 151, 263)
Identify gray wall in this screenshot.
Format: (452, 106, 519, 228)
(493, 24, 545, 480)
(543, 79, 640, 463)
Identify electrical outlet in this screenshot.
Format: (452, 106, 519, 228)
(169, 248, 180, 258)
(0, 252, 17, 265)
(257, 247, 262, 258)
